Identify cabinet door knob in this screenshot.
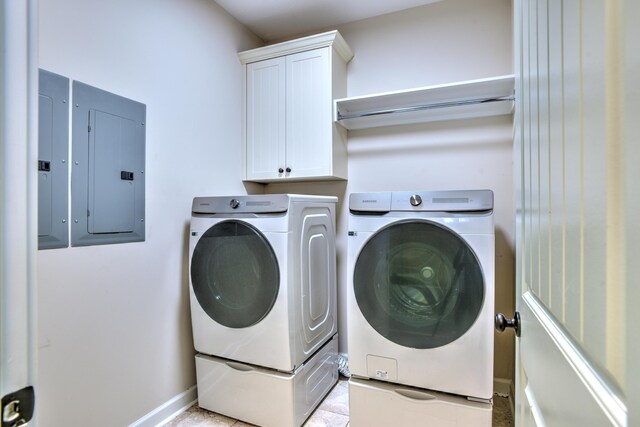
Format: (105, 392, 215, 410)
(285, 167, 292, 173)
(278, 168, 284, 173)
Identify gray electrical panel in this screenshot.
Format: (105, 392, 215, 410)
(38, 69, 70, 250)
(71, 81, 146, 246)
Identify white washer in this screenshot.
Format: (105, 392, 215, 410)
(189, 194, 338, 372)
(347, 190, 495, 401)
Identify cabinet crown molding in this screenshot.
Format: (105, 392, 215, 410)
(239, 30, 353, 64)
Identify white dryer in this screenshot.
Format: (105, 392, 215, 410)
(347, 190, 495, 401)
(189, 194, 338, 372)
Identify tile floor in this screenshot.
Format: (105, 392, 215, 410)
(164, 378, 514, 427)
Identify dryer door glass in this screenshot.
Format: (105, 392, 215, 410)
(353, 220, 484, 349)
(191, 220, 279, 328)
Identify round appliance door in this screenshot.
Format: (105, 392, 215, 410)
(190, 220, 279, 328)
(353, 220, 484, 349)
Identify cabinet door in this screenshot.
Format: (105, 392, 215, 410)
(285, 47, 332, 179)
(246, 56, 286, 180)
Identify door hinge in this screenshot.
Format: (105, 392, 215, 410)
(2, 386, 35, 427)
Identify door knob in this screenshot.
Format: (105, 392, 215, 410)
(278, 168, 284, 173)
(285, 167, 292, 173)
(495, 312, 521, 337)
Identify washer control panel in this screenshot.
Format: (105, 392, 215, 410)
(350, 190, 493, 213)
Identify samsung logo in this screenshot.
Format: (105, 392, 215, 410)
(361, 199, 378, 203)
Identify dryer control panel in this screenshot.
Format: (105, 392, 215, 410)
(192, 195, 290, 214)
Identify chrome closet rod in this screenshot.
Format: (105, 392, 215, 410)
(336, 95, 515, 121)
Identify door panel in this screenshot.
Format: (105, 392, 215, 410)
(520, 293, 622, 425)
(580, 0, 608, 371)
(559, 0, 583, 341)
(353, 220, 485, 349)
(190, 221, 279, 328)
(246, 57, 286, 180)
(285, 47, 331, 178)
(299, 210, 336, 349)
(0, 1, 37, 424)
(625, 1, 640, 424)
(514, 0, 633, 425)
(547, 0, 564, 318)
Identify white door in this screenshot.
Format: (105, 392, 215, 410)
(245, 56, 286, 181)
(285, 47, 332, 179)
(0, 0, 38, 425)
(512, 0, 637, 425)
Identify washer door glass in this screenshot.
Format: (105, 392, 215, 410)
(191, 220, 279, 328)
(354, 220, 484, 349)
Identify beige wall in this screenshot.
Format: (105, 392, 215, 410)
(37, 0, 261, 424)
(266, 0, 516, 384)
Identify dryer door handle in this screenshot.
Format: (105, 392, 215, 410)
(225, 361, 254, 372)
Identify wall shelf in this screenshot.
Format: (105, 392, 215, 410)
(334, 75, 515, 130)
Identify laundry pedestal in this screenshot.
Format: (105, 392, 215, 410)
(196, 335, 338, 427)
(349, 377, 492, 427)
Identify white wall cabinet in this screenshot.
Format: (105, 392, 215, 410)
(240, 31, 353, 182)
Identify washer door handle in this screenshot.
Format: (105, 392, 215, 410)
(495, 312, 521, 337)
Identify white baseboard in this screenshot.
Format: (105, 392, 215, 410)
(128, 385, 197, 427)
(493, 377, 512, 398)
(131, 379, 511, 426)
